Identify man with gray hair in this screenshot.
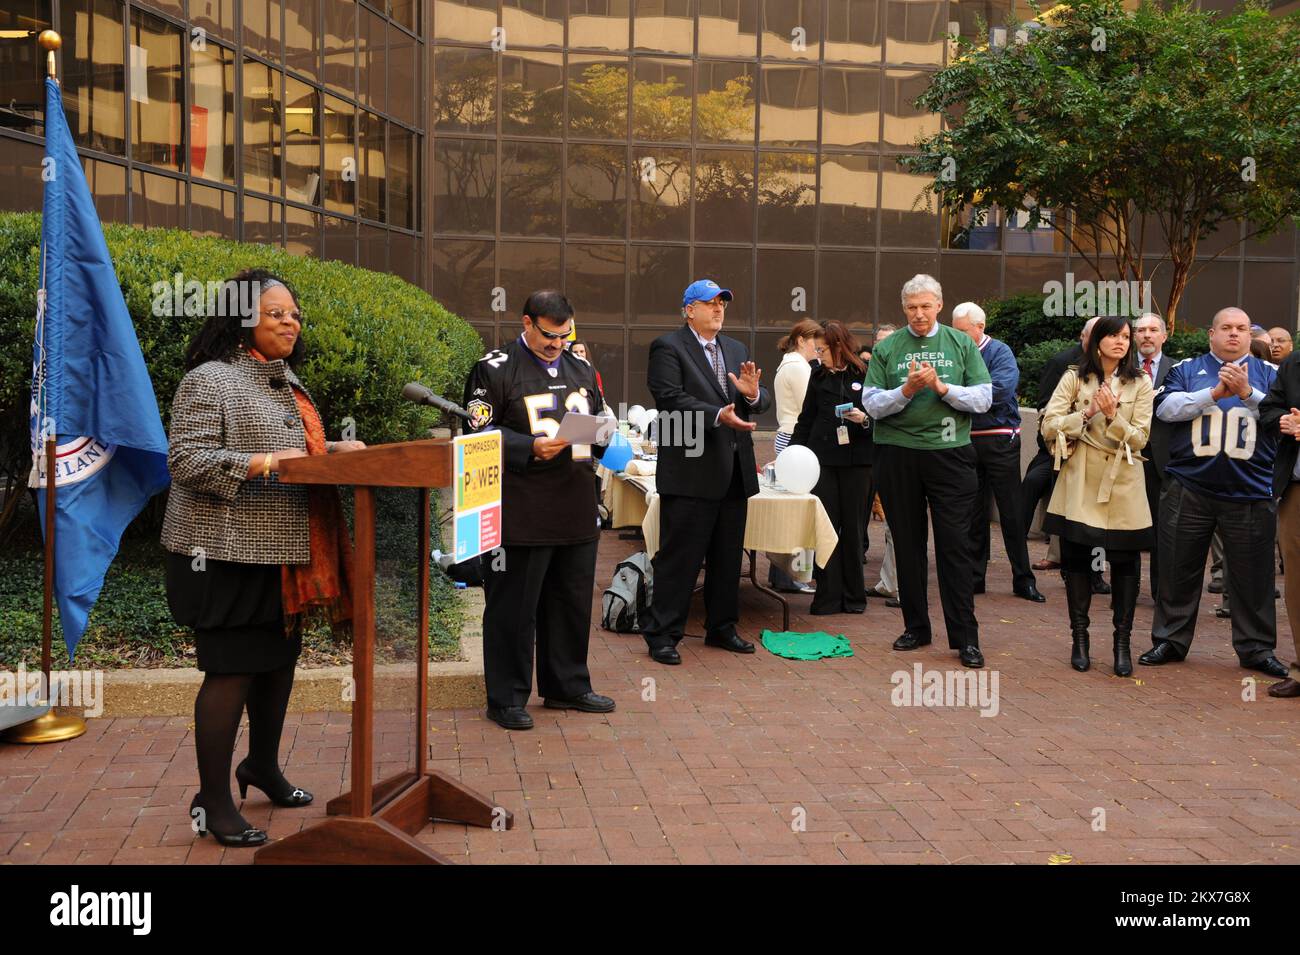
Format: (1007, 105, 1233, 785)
(951, 302, 1044, 602)
(863, 275, 992, 668)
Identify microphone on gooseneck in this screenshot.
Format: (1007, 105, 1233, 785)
(401, 382, 472, 422)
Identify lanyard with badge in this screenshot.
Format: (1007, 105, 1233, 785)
(833, 371, 855, 445)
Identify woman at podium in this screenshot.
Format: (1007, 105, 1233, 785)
(160, 269, 364, 847)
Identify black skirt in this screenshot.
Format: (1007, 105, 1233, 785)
(165, 551, 302, 674)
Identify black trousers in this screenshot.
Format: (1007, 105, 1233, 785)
(1143, 461, 1162, 597)
(642, 461, 748, 650)
(971, 433, 1036, 591)
(481, 539, 598, 708)
(874, 443, 980, 649)
(1020, 444, 1056, 538)
(1151, 480, 1277, 664)
(811, 464, 870, 614)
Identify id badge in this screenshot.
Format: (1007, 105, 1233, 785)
(836, 425, 850, 445)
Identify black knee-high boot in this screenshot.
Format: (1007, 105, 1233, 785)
(1110, 572, 1139, 677)
(1063, 571, 1093, 672)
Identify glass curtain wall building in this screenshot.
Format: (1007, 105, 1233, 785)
(2, 0, 1296, 421)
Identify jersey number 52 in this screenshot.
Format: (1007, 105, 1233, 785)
(524, 391, 593, 460)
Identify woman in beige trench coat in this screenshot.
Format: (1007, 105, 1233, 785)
(1041, 315, 1154, 677)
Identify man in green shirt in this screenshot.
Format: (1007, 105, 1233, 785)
(862, 274, 992, 668)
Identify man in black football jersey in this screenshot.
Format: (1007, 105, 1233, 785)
(462, 290, 616, 730)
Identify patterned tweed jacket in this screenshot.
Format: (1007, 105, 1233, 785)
(160, 350, 318, 564)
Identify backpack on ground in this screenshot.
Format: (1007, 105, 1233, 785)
(601, 553, 653, 633)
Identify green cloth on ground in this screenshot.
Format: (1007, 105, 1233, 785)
(760, 629, 854, 660)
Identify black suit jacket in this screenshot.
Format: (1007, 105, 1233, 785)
(647, 324, 773, 500)
(1144, 353, 1174, 473)
(1260, 351, 1300, 501)
(1035, 343, 1083, 454)
(790, 364, 872, 467)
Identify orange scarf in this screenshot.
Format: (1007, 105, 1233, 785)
(248, 348, 353, 633)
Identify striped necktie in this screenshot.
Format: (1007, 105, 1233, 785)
(706, 341, 727, 394)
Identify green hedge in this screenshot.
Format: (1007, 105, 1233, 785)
(0, 211, 484, 489)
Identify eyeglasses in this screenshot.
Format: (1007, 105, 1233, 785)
(262, 307, 302, 324)
(529, 320, 573, 341)
(689, 298, 728, 310)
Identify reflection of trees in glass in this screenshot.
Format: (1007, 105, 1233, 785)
(569, 144, 626, 237)
(434, 139, 495, 234)
(757, 152, 816, 220)
(502, 142, 562, 235)
(432, 52, 496, 131)
(567, 63, 627, 138)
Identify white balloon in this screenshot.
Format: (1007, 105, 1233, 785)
(627, 405, 647, 429)
(774, 445, 820, 494)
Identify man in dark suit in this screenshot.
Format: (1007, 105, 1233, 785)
(1260, 351, 1300, 697)
(1135, 312, 1172, 598)
(641, 279, 773, 666)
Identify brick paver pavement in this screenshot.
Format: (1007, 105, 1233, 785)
(4, 529, 1300, 865)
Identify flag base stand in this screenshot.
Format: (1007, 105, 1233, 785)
(2, 709, 86, 744)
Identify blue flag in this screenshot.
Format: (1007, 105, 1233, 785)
(31, 77, 171, 659)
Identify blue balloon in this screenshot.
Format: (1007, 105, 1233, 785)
(601, 432, 634, 472)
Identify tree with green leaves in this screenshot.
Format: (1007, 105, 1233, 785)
(906, 0, 1300, 330)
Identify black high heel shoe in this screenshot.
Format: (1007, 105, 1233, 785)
(189, 795, 268, 848)
(235, 759, 314, 807)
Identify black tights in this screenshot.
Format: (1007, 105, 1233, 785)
(1061, 539, 1139, 576)
(193, 661, 297, 832)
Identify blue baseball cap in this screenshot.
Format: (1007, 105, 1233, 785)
(682, 279, 734, 308)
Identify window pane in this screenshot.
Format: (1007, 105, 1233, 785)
(568, 143, 627, 239)
(360, 223, 387, 271)
(757, 151, 815, 245)
(192, 0, 236, 42)
(634, 0, 695, 54)
(503, 0, 564, 46)
(819, 250, 875, 326)
(433, 137, 496, 234)
(883, 69, 939, 149)
(699, 0, 757, 59)
(942, 204, 999, 250)
(83, 157, 128, 223)
(434, 0, 498, 43)
(880, 250, 938, 313)
(1002, 254, 1065, 296)
(631, 146, 690, 240)
(431, 239, 494, 319)
(390, 233, 420, 284)
(885, 0, 943, 66)
(129, 10, 183, 170)
(825, 0, 881, 64)
(695, 149, 753, 244)
(627, 327, 661, 406)
(389, 25, 417, 127)
(1004, 204, 1064, 253)
(191, 182, 236, 238)
(434, 46, 497, 134)
(568, 55, 628, 139)
(822, 66, 879, 149)
(0, 139, 44, 212)
(246, 0, 283, 61)
(758, 63, 817, 148)
(242, 59, 282, 195)
(630, 244, 689, 322)
(565, 243, 627, 324)
(360, 8, 386, 114)
(358, 111, 386, 221)
(694, 245, 752, 326)
(131, 170, 183, 229)
(392, 0, 418, 32)
(760, 0, 818, 60)
(1242, 262, 1294, 327)
(879, 156, 935, 247)
(388, 125, 417, 230)
(323, 214, 357, 263)
(322, 0, 356, 93)
(632, 57, 692, 141)
(501, 140, 561, 235)
(323, 94, 356, 213)
(285, 76, 321, 204)
(285, 203, 320, 255)
(138, 0, 182, 20)
(949, 0, 1013, 46)
(190, 43, 236, 184)
(499, 241, 562, 309)
(755, 249, 813, 327)
(570, 0, 630, 50)
(243, 195, 283, 245)
(941, 251, 1001, 303)
(285, 0, 319, 80)
(575, 328, 625, 408)
(502, 50, 563, 137)
(819, 153, 878, 247)
(697, 60, 754, 145)
(62, 0, 125, 156)
(1245, 222, 1296, 259)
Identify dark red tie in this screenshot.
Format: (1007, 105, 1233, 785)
(1143, 357, 1153, 378)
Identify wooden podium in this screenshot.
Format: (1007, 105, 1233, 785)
(253, 438, 512, 865)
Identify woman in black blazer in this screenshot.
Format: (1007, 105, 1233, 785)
(791, 321, 872, 615)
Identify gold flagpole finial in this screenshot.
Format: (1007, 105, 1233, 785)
(38, 30, 61, 80)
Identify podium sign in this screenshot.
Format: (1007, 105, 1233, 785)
(452, 431, 502, 562)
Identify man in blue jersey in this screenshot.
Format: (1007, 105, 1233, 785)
(1139, 307, 1288, 676)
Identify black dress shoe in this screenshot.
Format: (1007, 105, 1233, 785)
(972, 580, 986, 595)
(776, 581, 816, 594)
(885, 596, 901, 608)
(1090, 572, 1111, 595)
(704, 631, 755, 654)
(1215, 605, 1231, 619)
(1268, 677, 1300, 698)
(959, 645, 985, 668)
(544, 692, 616, 713)
(649, 645, 681, 665)
(1138, 641, 1184, 666)
(1014, 584, 1047, 603)
(485, 705, 534, 730)
(236, 759, 313, 808)
(892, 632, 931, 651)
(1207, 579, 1224, 594)
(1247, 656, 1289, 679)
(189, 796, 268, 848)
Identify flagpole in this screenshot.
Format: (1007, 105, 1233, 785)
(4, 30, 86, 745)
